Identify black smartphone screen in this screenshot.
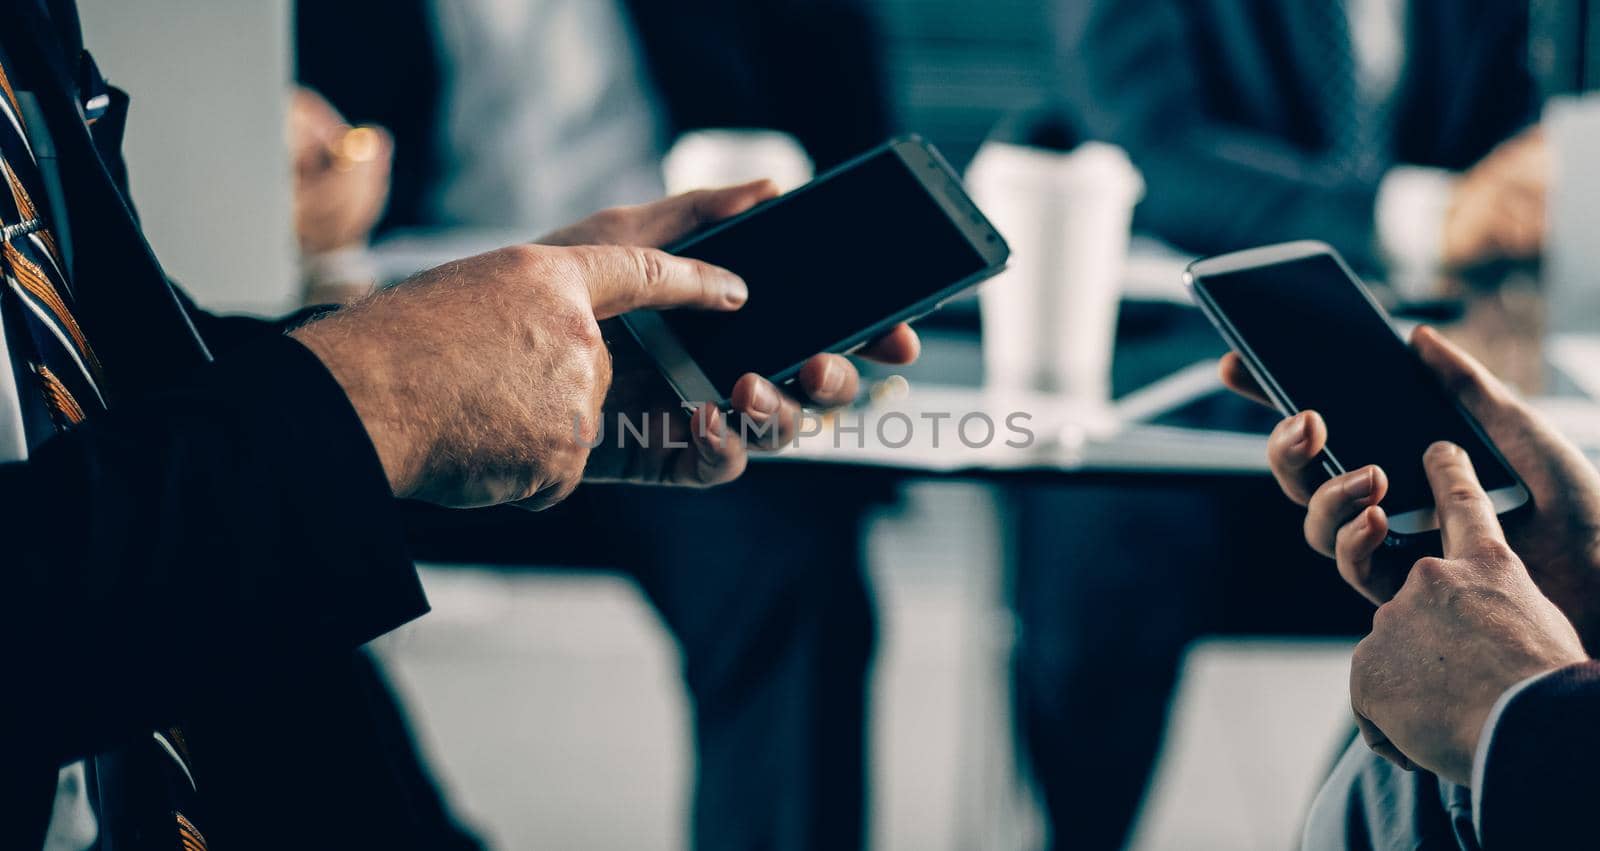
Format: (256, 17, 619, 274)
(660, 145, 995, 396)
(1197, 253, 1517, 517)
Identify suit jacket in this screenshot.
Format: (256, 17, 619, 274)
(1055, 0, 1539, 272)
(1, 2, 448, 848)
(294, 0, 893, 233)
(1477, 661, 1600, 847)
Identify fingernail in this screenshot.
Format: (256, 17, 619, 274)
(819, 360, 845, 395)
(1347, 467, 1378, 500)
(1425, 441, 1459, 461)
(723, 275, 749, 306)
(751, 380, 780, 415)
(700, 407, 725, 451)
(1287, 414, 1310, 448)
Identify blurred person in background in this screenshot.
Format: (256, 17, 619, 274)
(290, 87, 391, 305)
(1010, 2, 1549, 848)
(299, 0, 889, 261)
(295, 2, 896, 850)
(1059, 0, 1546, 298)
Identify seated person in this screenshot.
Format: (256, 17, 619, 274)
(1223, 330, 1600, 848)
(1023, 3, 1551, 845)
(1058, 0, 1547, 293)
(298, 0, 888, 262)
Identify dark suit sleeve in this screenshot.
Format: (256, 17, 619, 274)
(1055, 0, 1382, 270)
(0, 332, 427, 766)
(1476, 662, 1600, 847)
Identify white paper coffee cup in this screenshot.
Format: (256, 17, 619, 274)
(967, 141, 1144, 403)
(663, 129, 815, 196)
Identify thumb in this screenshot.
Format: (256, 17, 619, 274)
(1411, 326, 1521, 432)
(632, 180, 780, 248)
(577, 245, 748, 320)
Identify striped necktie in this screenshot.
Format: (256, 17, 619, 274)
(0, 42, 213, 850)
(0, 50, 104, 432)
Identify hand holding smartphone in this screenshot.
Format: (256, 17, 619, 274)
(621, 136, 1010, 407)
(1186, 241, 1529, 539)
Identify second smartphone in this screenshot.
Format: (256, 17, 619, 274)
(621, 136, 1010, 407)
(1185, 240, 1528, 538)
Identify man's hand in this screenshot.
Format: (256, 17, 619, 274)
(1442, 126, 1548, 269)
(1221, 327, 1600, 641)
(292, 182, 922, 508)
(539, 181, 921, 487)
(291, 88, 393, 257)
(1348, 442, 1587, 785)
(291, 242, 749, 509)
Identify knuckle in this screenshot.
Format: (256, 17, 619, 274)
(1444, 485, 1483, 506)
(556, 303, 604, 349)
(1303, 514, 1332, 555)
(1370, 600, 1398, 629)
(1473, 536, 1516, 563)
(1411, 557, 1449, 584)
(1336, 555, 1370, 590)
(690, 261, 717, 302)
(634, 247, 667, 289)
(1334, 520, 1366, 557)
(507, 242, 553, 275)
(1267, 426, 1297, 459)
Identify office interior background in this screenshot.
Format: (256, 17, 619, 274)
(71, 1, 1600, 849)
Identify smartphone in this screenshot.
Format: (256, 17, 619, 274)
(621, 136, 1010, 406)
(1185, 240, 1529, 537)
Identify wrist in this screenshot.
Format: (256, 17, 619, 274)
(301, 245, 380, 303)
(290, 317, 425, 498)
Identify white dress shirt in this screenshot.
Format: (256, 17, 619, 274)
(371, 0, 669, 281)
(0, 298, 26, 463)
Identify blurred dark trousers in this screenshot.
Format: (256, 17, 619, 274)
(1008, 477, 1370, 851)
(407, 465, 882, 851)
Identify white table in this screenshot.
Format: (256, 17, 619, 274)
(769, 342, 1600, 478)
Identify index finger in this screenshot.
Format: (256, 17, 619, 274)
(633, 180, 780, 248)
(857, 324, 920, 365)
(1422, 441, 1508, 559)
(579, 246, 749, 319)
(1219, 353, 1272, 408)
